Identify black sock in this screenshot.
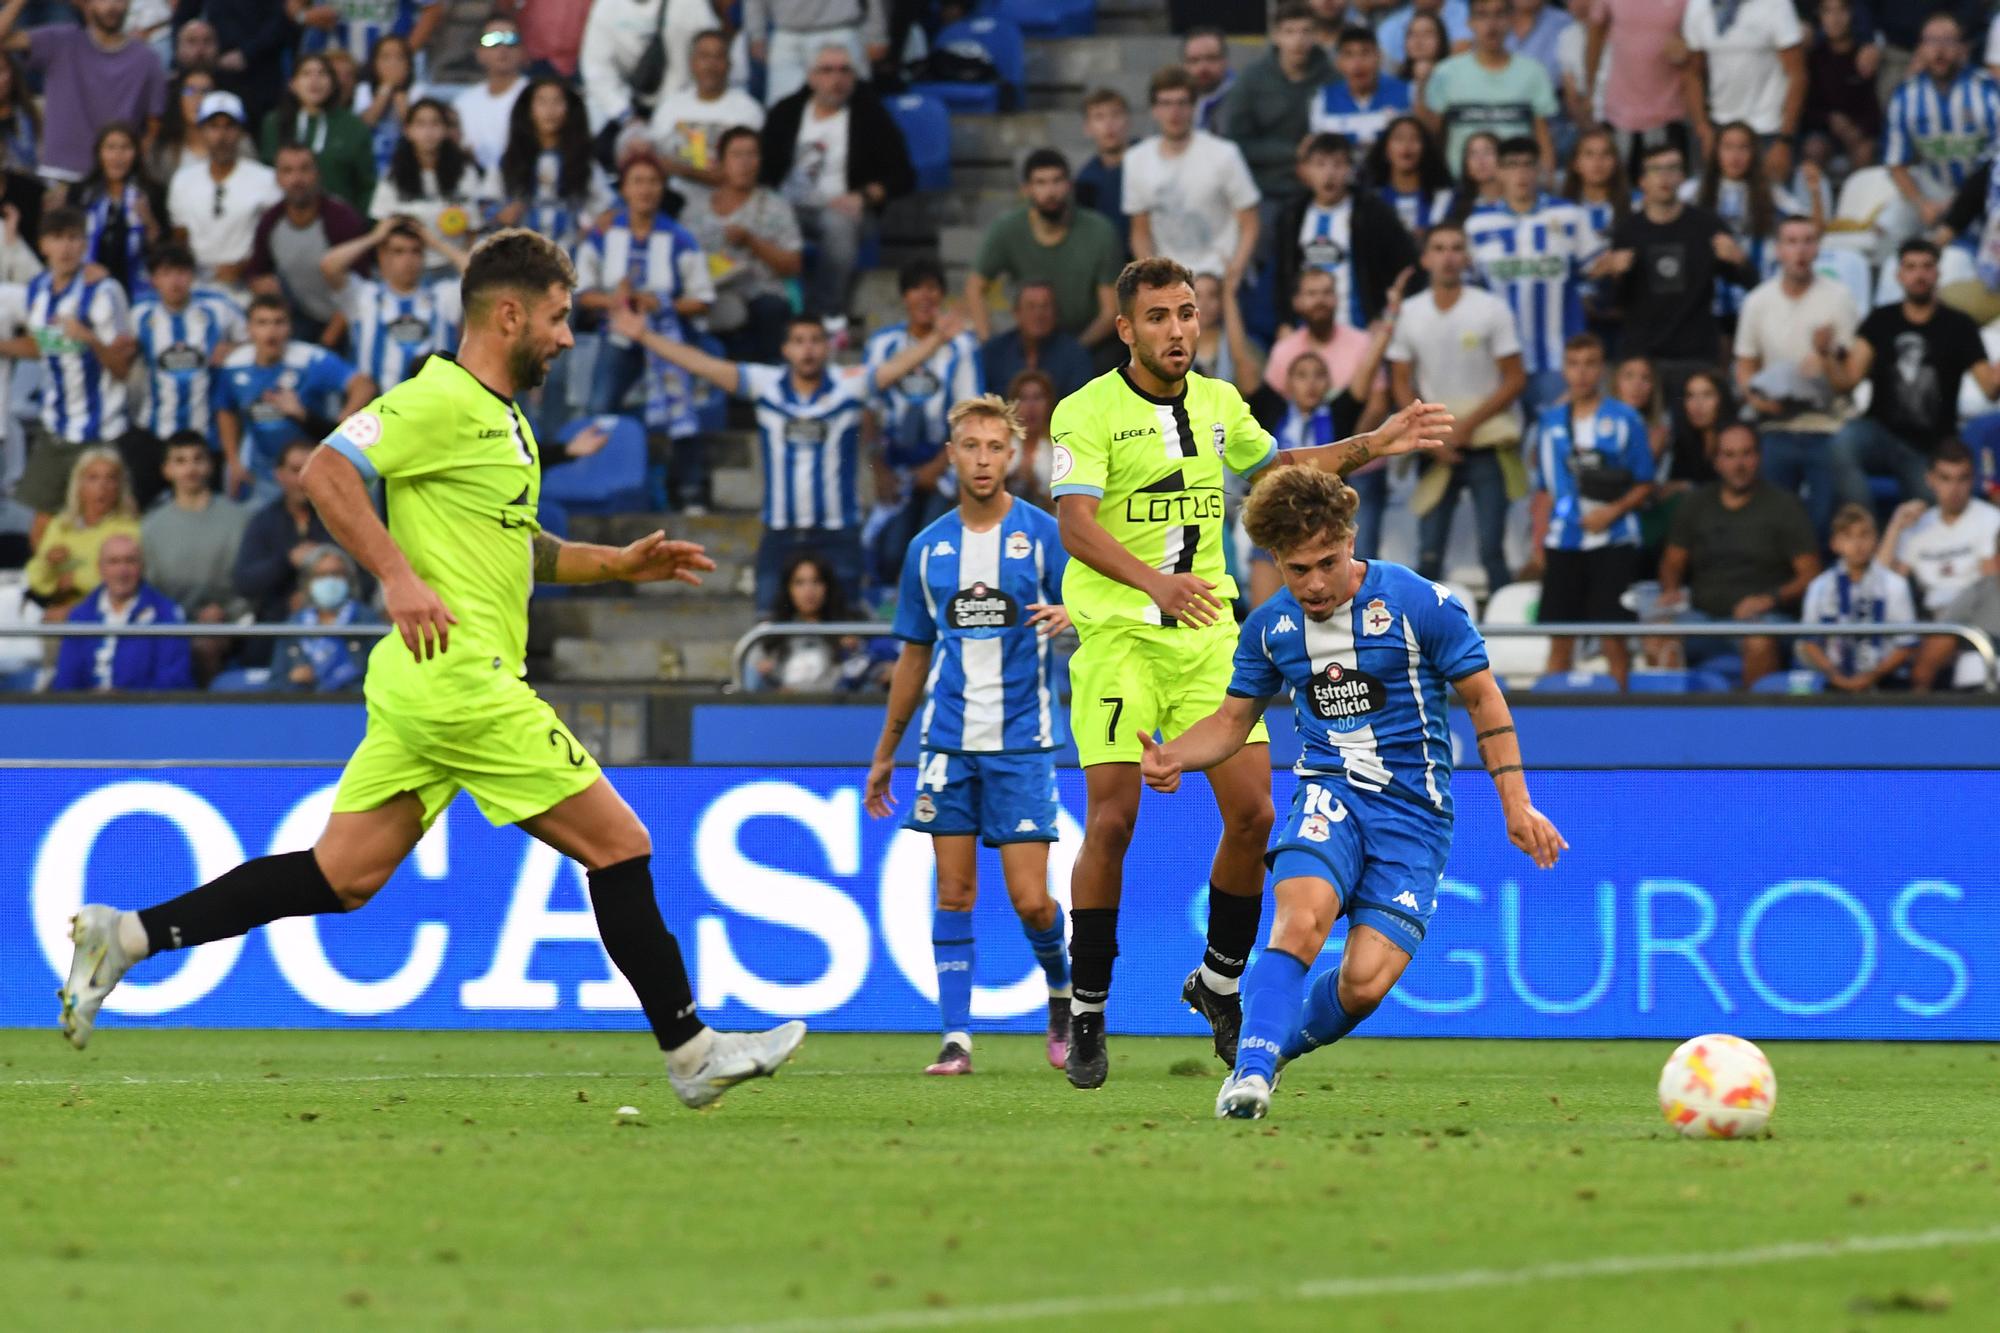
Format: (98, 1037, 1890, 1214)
(1068, 907, 1119, 1016)
(587, 855, 704, 1051)
(137, 849, 346, 956)
(1203, 885, 1262, 984)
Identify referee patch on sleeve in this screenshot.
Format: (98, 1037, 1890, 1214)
(336, 411, 383, 449)
(1051, 444, 1073, 482)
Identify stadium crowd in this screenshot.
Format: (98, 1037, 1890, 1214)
(1, 0, 1999, 695)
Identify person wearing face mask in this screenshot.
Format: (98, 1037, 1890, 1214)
(280, 544, 369, 692)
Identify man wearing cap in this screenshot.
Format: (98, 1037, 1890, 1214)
(0, 0, 168, 188)
(167, 91, 282, 292)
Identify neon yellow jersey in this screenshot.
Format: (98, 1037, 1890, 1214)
(1049, 367, 1277, 629)
(323, 354, 542, 713)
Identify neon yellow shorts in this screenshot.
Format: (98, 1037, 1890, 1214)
(1067, 620, 1269, 766)
(332, 678, 602, 831)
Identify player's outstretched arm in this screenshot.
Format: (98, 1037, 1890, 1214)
(1452, 668, 1568, 869)
(300, 444, 457, 660)
(1281, 399, 1455, 478)
(529, 530, 716, 587)
(608, 302, 742, 396)
(864, 642, 933, 817)
(1057, 494, 1225, 627)
(1137, 694, 1265, 794)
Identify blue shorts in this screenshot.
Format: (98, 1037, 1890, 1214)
(1265, 777, 1451, 959)
(903, 750, 1059, 846)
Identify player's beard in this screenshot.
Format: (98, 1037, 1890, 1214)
(1131, 339, 1186, 389)
(509, 335, 553, 391)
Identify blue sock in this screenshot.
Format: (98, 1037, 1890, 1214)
(1282, 968, 1364, 1061)
(1022, 905, 1070, 994)
(933, 907, 974, 1039)
(1236, 948, 1308, 1083)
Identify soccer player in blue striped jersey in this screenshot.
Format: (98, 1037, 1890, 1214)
(133, 245, 243, 446)
(1466, 136, 1590, 425)
(612, 305, 970, 615)
(1138, 465, 1565, 1120)
(1883, 14, 2000, 230)
(320, 216, 469, 392)
(1527, 333, 1655, 687)
(866, 394, 1074, 1076)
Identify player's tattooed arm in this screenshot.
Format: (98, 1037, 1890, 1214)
(1454, 670, 1567, 869)
(533, 530, 715, 586)
(532, 531, 563, 583)
(1277, 400, 1454, 478)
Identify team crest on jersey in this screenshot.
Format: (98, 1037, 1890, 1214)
(947, 582, 1019, 630)
(337, 411, 383, 449)
(784, 418, 828, 445)
(1307, 661, 1387, 732)
(899, 368, 941, 398)
(932, 539, 955, 556)
(913, 795, 937, 823)
(1362, 598, 1393, 636)
(388, 314, 432, 344)
(1005, 530, 1032, 560)
(156, 342, 204, 373)
(1211, 422, 1226, 456)
(1300, 814, 1331, 843)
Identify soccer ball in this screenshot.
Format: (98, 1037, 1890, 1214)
(1657, 1034, 1776, 1139)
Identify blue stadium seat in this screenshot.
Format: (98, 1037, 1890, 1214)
(1532, 670, 1619, 693)
(981, 0, 1094, 37)
(888, 92, 953, 192)
(1627, 669, 1696, 694)
(539, 415, 651, 515)
(207, 667, 274, 693)
(911, 17, 1025, 114)
(1752, 669, 1827, 694)
(1696, 654, 1742, 686)
(1688, 669, 1736, 692)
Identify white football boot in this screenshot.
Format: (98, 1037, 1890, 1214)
(668, 1021, 808, 1108)
(58, 906, 138, 1050)
(1214, 1071, 1272, 1120)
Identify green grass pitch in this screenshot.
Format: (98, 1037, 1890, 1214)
(3, 1030, 1997, 1332)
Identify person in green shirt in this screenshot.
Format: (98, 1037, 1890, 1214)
(58, 228, 807, 1110)
(261, 53, 376, 212)
(1417, 0, 1558, 176)
(1048, 254, 1451, 1089)
(966, 148, 1122, 355)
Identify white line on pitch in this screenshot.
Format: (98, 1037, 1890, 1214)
(0, 1068, 869, 1089)
(659, 1223, 2000, 1333)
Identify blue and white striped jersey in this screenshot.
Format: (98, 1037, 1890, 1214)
(1275, 402, 1337, 451)
(1379, 184, 1454, 239)
(1230, 562, 1488, 817)
(863, 322, 982, 471)
(488, 154, 614, 252)
(1295, 199, 1366, 327)
(26, 270, 130, 443)
(1528, 398, 1654, 551)
(133, 294, 242, 439)
(1799, 563, 1917, 677)
(891, 499, 1069, 754)
(305, 0, 439, 65)
(338, 276, 462, 391)
(1465, 194, 1588, 374)
(739, 363, 869, 530)
(1307, 76, 1412, 149)
(82, 184, 153, 298)
(1883, 67, 2000, 194)
(572, 209, 715, 309)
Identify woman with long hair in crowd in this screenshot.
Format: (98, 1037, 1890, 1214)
(1448, 130, 1502, 221)
(493, 77, 606, 252)
(75, 123, 166, 299)
(1364, 114, 1455, 241)
(1397, 10, 1449, 110)
(369, 96, 490, 264)
(151, 67, 217, 180)
(0, 49, 39, 175)
(1563, 127, 1632, 343)
(354, 33, 428, 177)
(1687, 121, 1823, 331)
(24, 449, 141, 619)
(1612, 354, 1672, 466)
(748, 552, 872, 693)
(678, 126, 801, 365)
(1642, 367, 1733, 560)
(260, 52, 376, 211)
(1006, 368, 1058, 511)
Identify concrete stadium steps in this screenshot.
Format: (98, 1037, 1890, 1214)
(1023, 33, 1182, 111)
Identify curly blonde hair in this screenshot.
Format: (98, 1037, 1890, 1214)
(1242, 464, 1359, 555)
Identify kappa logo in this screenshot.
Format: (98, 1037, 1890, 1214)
(1272, 614, 1297, 635)
(1006, 530, 1032, 560)
(1362, 597, 1393, 636)
(933, 539, 955, 556)
(1392, 890, 1421, 912)
(1015, 818, 1038, 833)
(1431, 582, 1451, 605)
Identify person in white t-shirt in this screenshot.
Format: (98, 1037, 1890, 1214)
(166, 93, 280, 291)
(1681, 0, 1806, 180)
(1122, 66, 1261, 291)
(452, 15, 529, 173)
(1879, 442, 2000, 617)
(1387, 219, 1526, 592)
(647, 29, 764, 213)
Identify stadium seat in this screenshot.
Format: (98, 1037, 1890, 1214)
(1752, 669, 1826, 694)
(1688, 669, 1735, 692)
(910, 17, 1025, 113)
(1532, 670, 1618, 693)
(1694, 654, 1742, 686)
(888, 92, 953, 193)
(1480, 580, 1550, 682)
(1628, 669, 1697, 694)
(539, 415, 651, 515)
(981, 0, 1094, 37)
(207, 667, 274, 693)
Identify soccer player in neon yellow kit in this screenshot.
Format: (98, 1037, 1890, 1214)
(58, 230, 805, 1109)
(1051, 256, 1450, 1088)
